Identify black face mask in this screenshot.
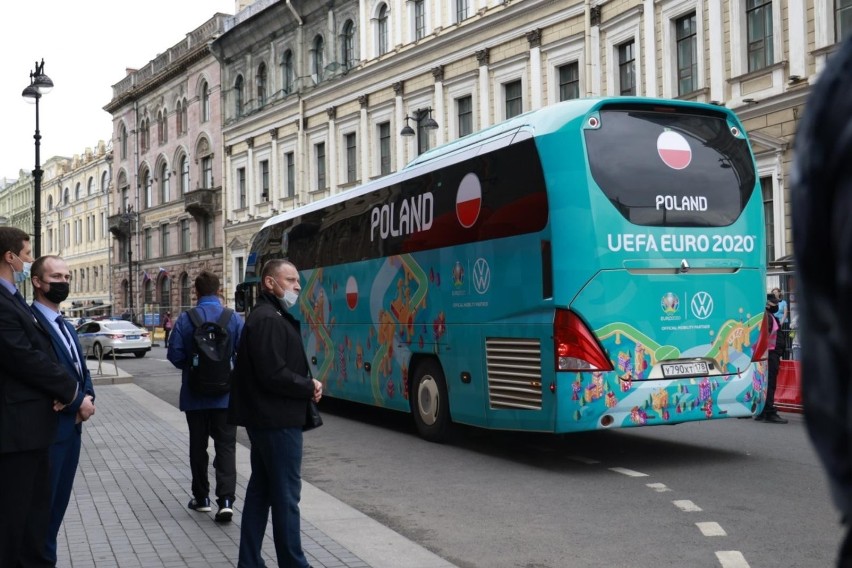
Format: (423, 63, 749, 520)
(44, 281, 70, 304)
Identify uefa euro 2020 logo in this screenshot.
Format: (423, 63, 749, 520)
(661, 292, 680, 315)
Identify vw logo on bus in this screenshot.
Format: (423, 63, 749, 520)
(690, 291, 714, 319)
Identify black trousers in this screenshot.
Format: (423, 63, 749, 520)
(764, 350, 782, 413)
(185, 409, 237, 504)
(0, 448, 52, 567)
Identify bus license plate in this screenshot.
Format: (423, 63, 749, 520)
(661, 361, 709, 378)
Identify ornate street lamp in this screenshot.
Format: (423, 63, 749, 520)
(400, 107, 439, 155)
(22, 59, 54, 258)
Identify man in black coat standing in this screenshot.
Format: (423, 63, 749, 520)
(792, 37, 852, 567)
(229, 258, 322, 568)
(0, 227, 79, 566)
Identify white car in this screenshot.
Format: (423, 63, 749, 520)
(75, 320, 152, 359)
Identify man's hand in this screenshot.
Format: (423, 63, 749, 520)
(312, 379, 323, 403)
(77, 395, 95, 422)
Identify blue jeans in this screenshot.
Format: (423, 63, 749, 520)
(238, 427, 308, 568)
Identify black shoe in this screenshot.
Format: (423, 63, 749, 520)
(215, 498, 233, 522)
(188, 497, 211, 512)
(764, 413, 788, 424)
(753, 413, 765, 421)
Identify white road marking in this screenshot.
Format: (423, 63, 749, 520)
(568, 456, 600, 464)
(609, 467, 648, 477)
(697, 522, 727, 536)
(673, 499, 703, 512)
(716, 550, 750, 567)
(646, 483, 671, 492)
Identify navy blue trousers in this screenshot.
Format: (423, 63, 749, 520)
(238, 427, 308, 568)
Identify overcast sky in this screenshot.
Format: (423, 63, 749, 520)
(1, 0, 236, 181)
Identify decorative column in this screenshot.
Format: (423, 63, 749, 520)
(246, 137, 255, 212)
(527, 30, 543, 109)
(224, 145, 233, 220)
(643, 0, 658, 97)
(394, 81, 405, 170)
(359, 94, 369, 182)
(432, 66, 445, 146)
(476, 49, 490, 129)
(327, 106, 337, 193)
(269, 128, 279, 204)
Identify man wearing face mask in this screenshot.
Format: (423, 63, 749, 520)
(0, 228, 79, 566)
(228, 259, 323, 568)
(754, 293, 788, 424)
(30, 255, 96, 565)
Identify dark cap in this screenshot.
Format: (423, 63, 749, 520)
(766, 293, 779, 305)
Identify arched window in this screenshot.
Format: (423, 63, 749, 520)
(180, 155, 190, 194)
(377, 5, 389, 55)
(159, 273, 171, 313)
(142, 170, 153, 209)
(257, 62, 267, 106)
(175, 101, 183, 135)
(342, 20, 355, 69)
(180, 273, 191, 309)
(160, 163, 170, 204)
(144, 278, 154, 304)
(140, 118, 150, 151)
(157, 109, 166, 144)
(122, 280, 129, 311)
(201, 81, 210, 122)
(312, 36, 325, 82)
(47, 195, 53, 210)
(101, 171, 109, 193)
(181, 98, 188, 133)
(120, 124, 128, 159)
(234, 75, 244, 116)
(63, 187, 69, 205)
(282, 50, 294, 94)
(87, 176, 95, 196)
(75, 183, 81, 201)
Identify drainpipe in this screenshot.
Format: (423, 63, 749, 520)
(585, 0, 593, 97)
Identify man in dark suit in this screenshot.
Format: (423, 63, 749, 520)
(0, 227, 79, 566)
(229, 259, 322, 568)
(30, 255, 96, 565)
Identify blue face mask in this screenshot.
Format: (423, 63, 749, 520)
(10, 255, 31, 284)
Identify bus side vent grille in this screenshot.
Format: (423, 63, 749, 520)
(486, 337, 543, 410)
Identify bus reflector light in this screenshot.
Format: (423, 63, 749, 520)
(554, 309, 614, 372)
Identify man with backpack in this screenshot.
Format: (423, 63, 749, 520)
(167, 270, 244, 522)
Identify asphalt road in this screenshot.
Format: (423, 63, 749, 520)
(117, 346, 843, 568)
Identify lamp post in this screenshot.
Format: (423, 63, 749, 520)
(400, 107, 439, 155)
(22, 59, 54, 258)
(119, 211, 138, 322)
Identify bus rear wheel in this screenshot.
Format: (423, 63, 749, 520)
(410, 359, 451, 442)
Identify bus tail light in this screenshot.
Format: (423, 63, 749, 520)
(554, 309, 613, 372)
(751, 315, 771, 362)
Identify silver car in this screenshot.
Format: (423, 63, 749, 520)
(75, 320, 152, 359)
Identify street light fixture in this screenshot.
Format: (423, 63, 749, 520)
(22, 59, 54, 258)
(400, 107, 439, 155)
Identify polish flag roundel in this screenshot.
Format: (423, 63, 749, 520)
(657, 130, 692, 170)
(456, 173, 482, 229)
(346, 276, 358, 310)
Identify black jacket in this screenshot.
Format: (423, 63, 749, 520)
(792, 37, 852, 516)
(0, 285, 78, 453)
(228, 291, 314, 429)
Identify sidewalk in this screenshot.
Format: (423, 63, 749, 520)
(57, 361, 459, 568)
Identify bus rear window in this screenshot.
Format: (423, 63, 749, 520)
(584, 107, 755, 227)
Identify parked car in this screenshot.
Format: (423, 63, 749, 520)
(75, 320, 151, 359)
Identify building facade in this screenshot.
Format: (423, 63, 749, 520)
(103, 14, 229, 321)
(209, 0, 849, 303)
(42, 143, 112, 317)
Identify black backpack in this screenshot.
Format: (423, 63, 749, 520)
(187, 307, 235, 396)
